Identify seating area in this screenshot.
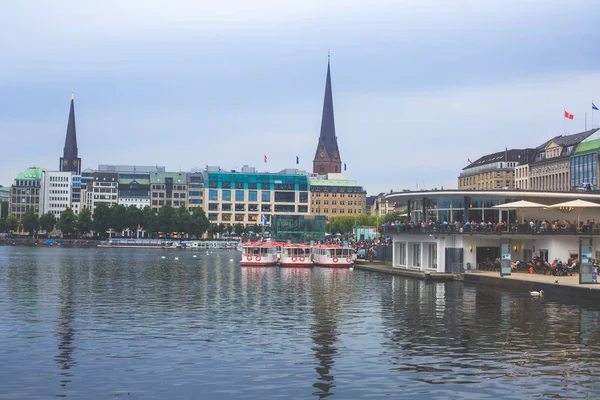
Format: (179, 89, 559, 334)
(477, 256, 585, 277)
(381, 219, 600, 235)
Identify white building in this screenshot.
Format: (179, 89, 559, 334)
(42, 171, 73, 218)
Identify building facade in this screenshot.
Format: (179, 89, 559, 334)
(205, 167, 310, 227)
(529, 130, 597, 191)
(313, 59, 342, 175)
(458, 149, 534, 190)
(42, 171, 74, 217)
(91, 172, 118, 209)
(149, 172, 188, 210)
(186, 172, 204, 212)
(118, 172, 150, 209)
(10, 167, 45, 221)
(570, 137, 600, 190)
(309, 173, 366, 220)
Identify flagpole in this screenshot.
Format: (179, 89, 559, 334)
(585, 113, 587, 131)
(563, 109, 566, 134)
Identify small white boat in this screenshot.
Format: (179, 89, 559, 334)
(312, 244, 354, 268)
(240, 242, 279, 266)
(280, 244, 313, 268)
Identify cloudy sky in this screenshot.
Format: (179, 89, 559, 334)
(1, 0, 599, 194)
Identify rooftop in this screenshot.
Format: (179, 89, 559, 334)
(14, 167, 44, 181)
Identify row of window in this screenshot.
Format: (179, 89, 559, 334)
(14, 180, 41, 187)
(151, 200, 186, 207)
(312, 200, 364, 206)
(49, 176, 70, 182)
(49, 189, 69, 194)
(311, 192, 363, 198)
(207, 181, 309, 191)
(206, 207, 309, 221)
(311, 208, 362, 214)
(151, 192, 187, 199)
(151, 184, 187, 190)
(12, 188, 40, 195)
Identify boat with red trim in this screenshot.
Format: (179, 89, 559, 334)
(240, 242, 279, 266)
(311, 244, 354, 267)
(280, 244, 313, 267)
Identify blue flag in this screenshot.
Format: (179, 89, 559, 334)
(593, 102, 599, 111)
(262, 214, 267, 226)
(343, 163, 347, 171)
(296, 156, 299, 164)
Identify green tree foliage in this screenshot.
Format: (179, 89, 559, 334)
(5, 216, 18, 231)
(92, 203, 111, 238)
(234, 223, 244, 235)
(328, 215, 355, 235)
(126, 205, 143, 235)
(175, 206, 190, 235)
(141, 206, 158, 237)
(58, 208, 77, 237)
(39, 212, 56, 234)
(157, 205, 176, 235)
(189, 207, 209, 238)
(0, 200, 8, 219)
(77, 207, 93, 236)
(22, 210, 39, 237)
(109, 204, 128, 235)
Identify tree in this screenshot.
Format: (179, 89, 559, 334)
(5, 216, 18, 232)
(175, 206, 190, 236)
(157, 205, 176, 236)
(77, 207, 93, 237)
(234, 223, 244, 236)
(58, 208, 77, 238)
(22, 210, 39, 237)
(0, 200, 8, 219)
(109, 204, 128, 236)
(126, 205, 143, 238)
(93, 203, 111, 238)
(39, 212, 56, 235)
(217, 223, 226, 237)
(141, 206, 158, 238)
(189, 207, 209, 238)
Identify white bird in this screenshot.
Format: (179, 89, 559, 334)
(229, 258, 234, 262)
(161, 256, 166, 259)
(530, 290, 544, 296)
(193, 255, 197, 258)
(206, 251, 209, 255)
(174, 257, 179, 260)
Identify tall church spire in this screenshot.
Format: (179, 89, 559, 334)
(59, 93, 81, 174)
(313, 56, 342, 175)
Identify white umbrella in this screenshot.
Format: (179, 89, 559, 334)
(545, 199, 600, 228)
(493, 200, 546, 223)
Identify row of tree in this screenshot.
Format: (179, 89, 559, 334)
(327, 211, 406, 235)
(0, 203, 212, 239)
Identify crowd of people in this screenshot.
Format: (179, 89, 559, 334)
(380, 219, 600, 234)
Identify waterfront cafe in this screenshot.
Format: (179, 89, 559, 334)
(382, 190, 600, 282)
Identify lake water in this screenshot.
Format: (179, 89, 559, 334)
(1, 247, 600, 399)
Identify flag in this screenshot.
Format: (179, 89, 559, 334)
(593, 102, 599, 111)
(137, 224, 141, 231)
(343, 163, 347, 171)
(262, 214, 267, 226)
(467, 158, 472, 164)
(564, 110, 574, 120)
(264, 155, 267, 163)
(296, 156, 299, 164)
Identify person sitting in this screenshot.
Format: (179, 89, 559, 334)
(567, 258, 578, 276)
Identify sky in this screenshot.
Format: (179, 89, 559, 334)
(1, 0, 600, 195)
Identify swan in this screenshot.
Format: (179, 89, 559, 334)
(530, 290, 544, 296)
(229, 258, 234, 262)
(174, 257, 179, 260)
(160, 256, 166, 259)
(193, 255, 197, 258)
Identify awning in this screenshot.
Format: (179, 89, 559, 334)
(492, 200, 546, 209)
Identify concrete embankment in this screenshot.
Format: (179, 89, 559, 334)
(353, 260, 460, 281)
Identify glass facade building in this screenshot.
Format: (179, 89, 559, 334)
(271, 215, 326, 243)
(570, 153, 598, 189)
(408, 196, 518, 223)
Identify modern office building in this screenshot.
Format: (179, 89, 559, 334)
(10, 167, 46, 223)
(313, 58, 343, 175)
(42, 171, 74, 217)
(59, 93, 82, 175)
(0, 186, 9, 203)
(309, 173, 366, 219)
(205, 166, 310, 227)
(149, 172, 188, 210)
(458, 149, 535, 190)
(570, 136, 600, 190)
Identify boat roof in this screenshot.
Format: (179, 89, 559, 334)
(283, 243, 311, 248)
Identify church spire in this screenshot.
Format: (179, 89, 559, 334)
(313, 56, 342, 175)
(59, 93, 81, 174)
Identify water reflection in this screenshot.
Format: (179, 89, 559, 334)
(56, 262, 76, 394)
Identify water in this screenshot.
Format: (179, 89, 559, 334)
(1, 247, 600, 399)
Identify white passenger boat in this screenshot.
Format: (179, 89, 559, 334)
(279, 244, 313, 267)
(312, 244, 354, 268)
(240, 242, 279, 266)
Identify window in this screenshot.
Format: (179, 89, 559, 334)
(235, 190, 245, 202)
(235, 182, 245, 189)
(248, 191, 257, 202)
(274, 191, 295, 203)
(261, 191, 270, 202)
(298, 205, 308, 213)
(208, 203, 219, 211)
(299, 192, 308, 203)
(222, 203, 232, 211)
(235, 214, 244, 222)
(209, 189, 218, 201)
(235, 204, 245, 212)
(222, 190, 231, 201)
(208, 213, 218, 221)
(274, 204, 295, 212)
(398, 243, 406, 266)
(261, 204, 271, 212)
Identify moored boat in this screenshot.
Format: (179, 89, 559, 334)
(240, 242, 279, 266)
(280, 244, 313, 267)
(312, 244, 354, 267)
